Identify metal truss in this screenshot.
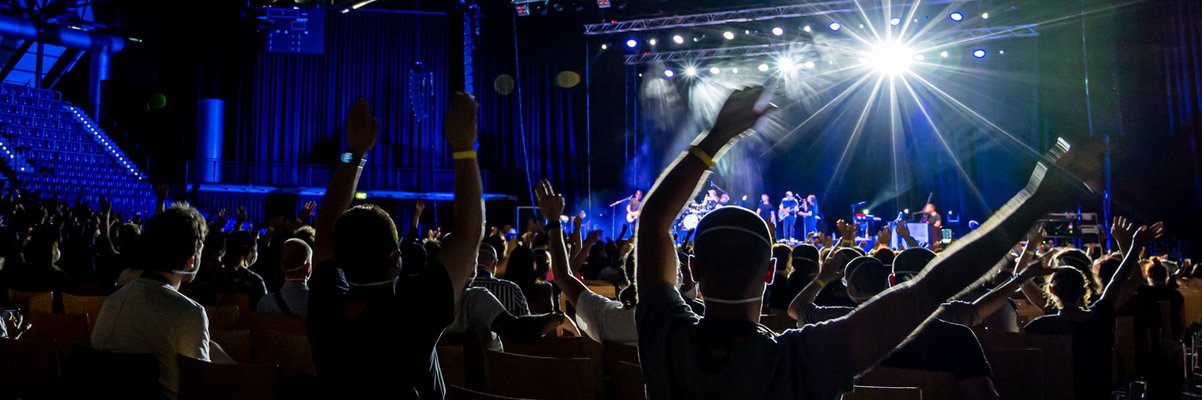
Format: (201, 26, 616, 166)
(622, 24, 1038, 65)
(584, 0, 974, 35)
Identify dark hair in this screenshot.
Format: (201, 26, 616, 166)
(872, 247, 896, 266)
(845, 257, 891, 298)
(333, 205, 400, 282)
(1094, 255, 1122, 287)
(792, 244, 820, 265)
(505, 246, 539, 291)
(140, 203, 208, 273)
(1046, 266, 1090, 309)
(25, 225, 59, 267)
(892, 247, 937, 282)
(222, 230, 257, 269)
(771, 244, 793, 276)
(1148, 259, 1168, 285)
(1054, 249, 1100, 299)
(692, 208, 773, 295)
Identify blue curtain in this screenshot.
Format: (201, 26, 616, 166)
(234, 10, 450, 191)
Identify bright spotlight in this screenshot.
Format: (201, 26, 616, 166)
(829, 22, 841, 31)
(648, 38, 657, 46)
(972, 49, 987, 58)
(889, 17, 901, 26)
(626, 39, 637, 48)
(982, 12, 990, 19)
(803, 25, 812, 33)
(863, 40, 916, 75)
(685, 67, 697, 76)
(949, 12, 964, 22)
(723, 31, 735, 40)
(601, 44, 608, 50)
(709, 67, 720, 75)
(673, 35, 684, 44)
(803, 61, 816, 69)
(758, 63, 770, 72)
(940, 50, 949, 58)
(772, 27, 784, 36)
(778, 58, 798, 72)
(914, 54, 926, 61)
(664, 69, 674, 78)
(732, 68, 739, 74)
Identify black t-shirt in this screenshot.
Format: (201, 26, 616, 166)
(307, 260, 455, 399)
(1025, 298, 1116, 400)
(880, 320, 993, 381)
(757, 201, 774, 221)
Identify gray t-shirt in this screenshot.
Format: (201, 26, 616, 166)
(636, 283, 857, 400)
(255, 281, 309, 317)
(448, 287, 508, 351)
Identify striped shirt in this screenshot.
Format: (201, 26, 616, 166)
(472, 272, 531, 316)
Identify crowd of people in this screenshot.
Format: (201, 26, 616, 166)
(0, 87, 1193, 400)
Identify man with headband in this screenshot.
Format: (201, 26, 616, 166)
(256, 238, 312, 317)
(634, 86, 1098, 399)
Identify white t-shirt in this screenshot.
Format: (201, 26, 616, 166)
(447, 287, 508, 351)
(92, 277, 211, 400)
(255, 281, 309, 317)
(574, 291, 638, 346)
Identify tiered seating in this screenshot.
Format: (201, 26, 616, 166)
(0, 83, 152, 215)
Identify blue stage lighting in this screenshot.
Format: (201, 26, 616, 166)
(829, 22, 842, 31)
(626, 39, 637, 48)
(949, 12, 964, 22)
(889, 17, 901, 26)
(972, 49, 987, 58)
(664, 69, 674, 77)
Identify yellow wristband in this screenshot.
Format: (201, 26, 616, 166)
(688, 146, 715, 168)
(813, 278, 827, 289)
(452, 150, 477, 160)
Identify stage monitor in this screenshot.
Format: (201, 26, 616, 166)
(260, 7, 325, 55)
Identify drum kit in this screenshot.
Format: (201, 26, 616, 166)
(676, 203, 712, 232)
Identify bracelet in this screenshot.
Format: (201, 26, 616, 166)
(340, 152, 367, 167)
(452, 150, 477, 160)
(688, 146, 715, 168)
(813, 278, 827, 289)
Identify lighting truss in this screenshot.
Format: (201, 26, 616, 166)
(584, 0, 974, 35)
(621, 25, 1037, 65)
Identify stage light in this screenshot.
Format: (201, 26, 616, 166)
(732, 68, 739, 74)
(772, 27, 784, 36)
(981, 12, 989, 19)
(685, 67, 697, 76)
(940, 50, 949, 58)
(803, 25, 812, 33)
(758, 63, 770, 72)
(829, 22, 841, 31)
(890, 17, 901, 26)
(904, 208, 910, 213)
(355, 192, 368, 200)
(949, 12, 964, 22)
(914, 54, 926, 61)
(664, 69, 674, 77)
(863, 40, 916, 75)
(648, 38, 657, 46)
(723, 31, 735, 40)
(596, 0, 610, 8)
(626, 39, 637, 48)
(601, 43, 608, 50)
(999, 50, 1005, 55)
(673, 35, 684, 44)
(863, 209, 870, 214)
(709, 67, 720, 75)
(778, 58, 798, 72)
(803, 60, 816, 69)
(972, 49, 987, 58)
(744, 30, 751, 35)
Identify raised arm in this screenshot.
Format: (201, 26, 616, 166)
(636, 87, 771, 287)
(537, 180, 588, 307)
(787, 250, 846, 322)
(833, 140, 1097, 373)
(895, 221, 920, 249)
(1098, 219, 1163, 307)
(312, 98, 377, 266)
(442, 92, 485, 310)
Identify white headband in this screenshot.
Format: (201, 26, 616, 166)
(696, 225, 773, 247)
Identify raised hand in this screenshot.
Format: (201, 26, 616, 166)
(235, 206, 248, 230)
(2, 309, 31, 340)
(1018, 251, 1058, 279)
(707, 86, 773, 144)
(154, 183, 169, 200)
(585, 229, 602, 244)
(346, 98, 379, 158)
(414, 200, 426, 216)
(445, 92, 478, 152)
(535, 179, 565, 220)
(300, 201, 317, 221)
(820, 232, 834, 248)
(895, 221, 911, 239)
(1111, 216, 1134, 254)
(1131, 221, 1165, 251)
(875, 226, 892, 250)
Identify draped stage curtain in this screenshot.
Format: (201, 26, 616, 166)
(234, 10, 451, 191)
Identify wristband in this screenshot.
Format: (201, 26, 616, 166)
(813, 278, 828, 289)
(340, 152, 367, 167)
(688, 146, 715, 168)
(452, 150, 477, 160)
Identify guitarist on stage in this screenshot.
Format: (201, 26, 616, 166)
(626, 189, 644, 224)
(779, 191, 800, 242)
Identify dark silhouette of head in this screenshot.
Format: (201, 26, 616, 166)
(1046, 267, 1091, 310)
(690, 207, 775, 300)
(333, 205, 401, 285)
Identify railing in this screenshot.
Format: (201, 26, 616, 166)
(187, 160, 491, 193)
